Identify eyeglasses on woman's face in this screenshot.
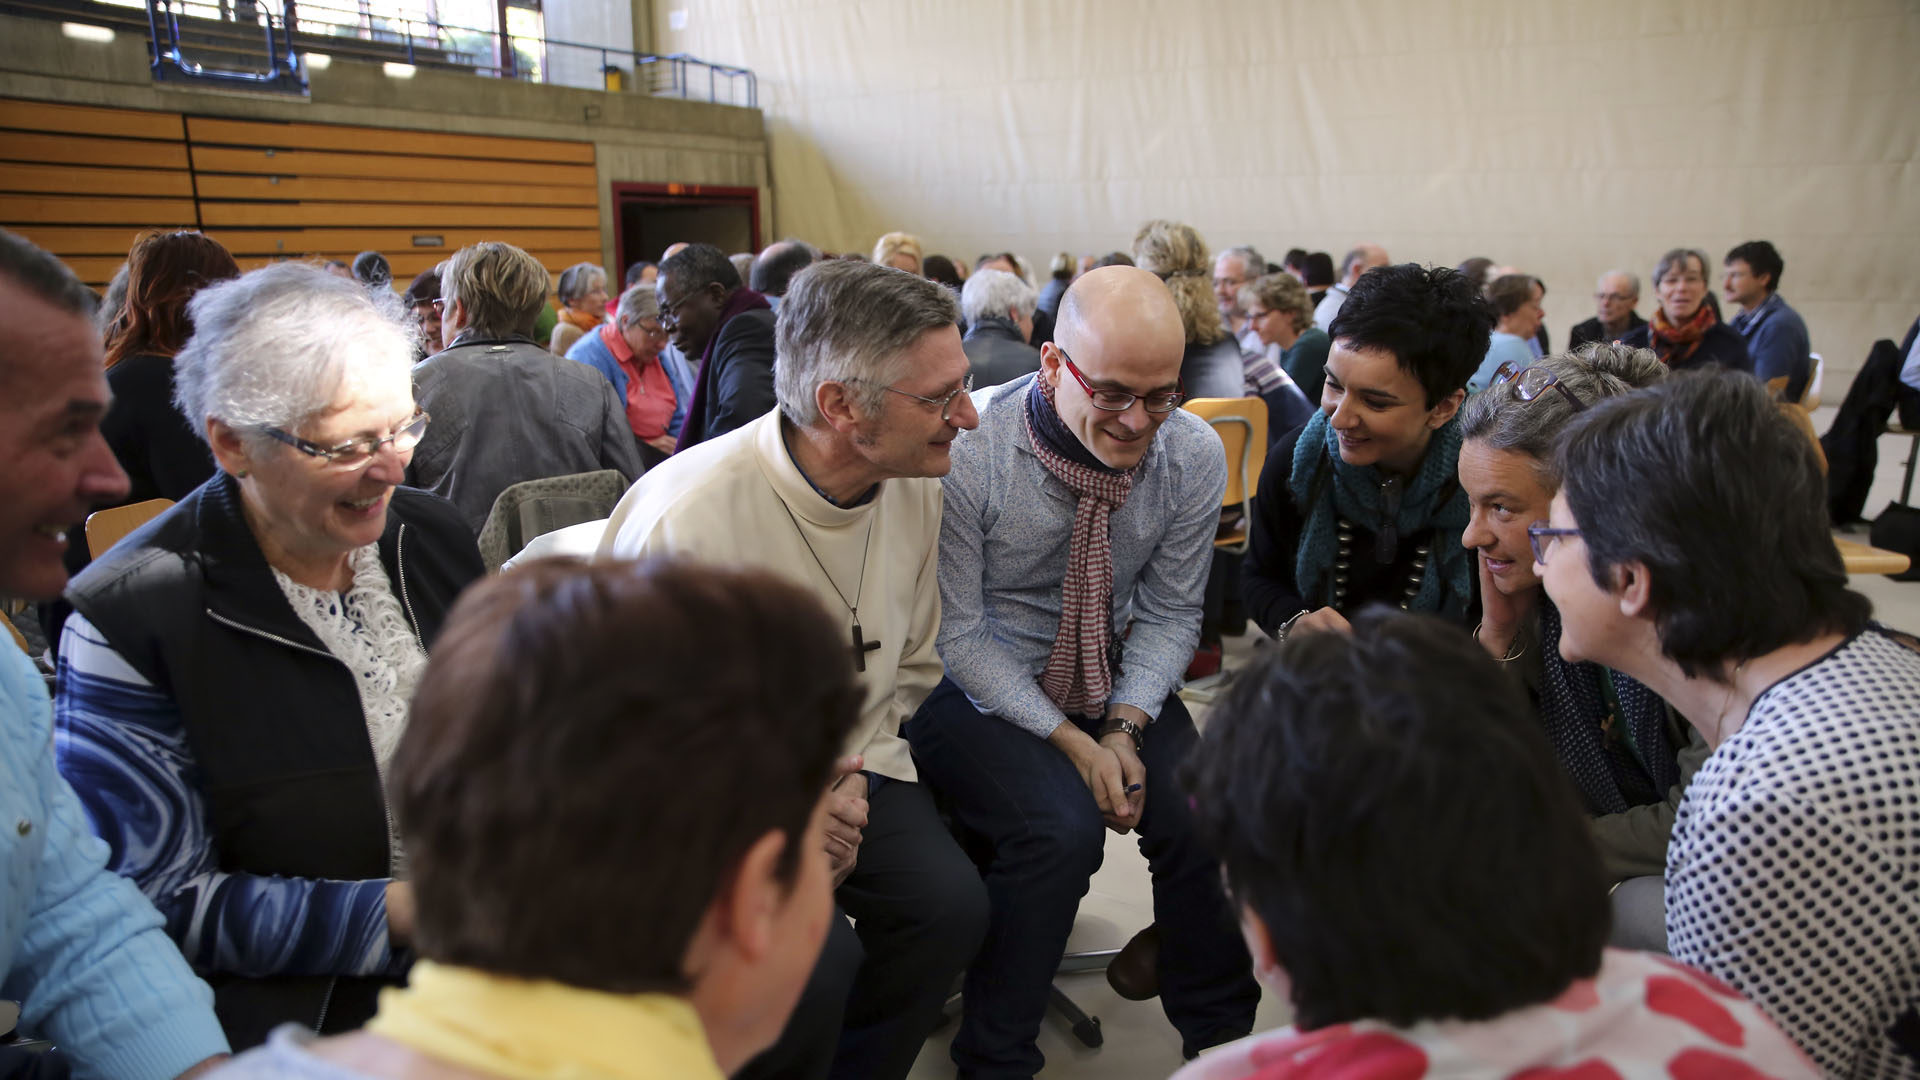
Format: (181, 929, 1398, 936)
(1527, 521, 1582, 565)
(1056, 347, 1185, 413)
(263, 410, 431, 471)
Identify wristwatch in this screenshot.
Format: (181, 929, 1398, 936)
(1098, 716, 1145, 753)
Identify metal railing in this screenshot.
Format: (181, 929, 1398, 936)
(0, 0, 756, 106)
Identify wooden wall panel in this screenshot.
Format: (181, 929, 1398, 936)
(0, 133, 191, 170)
(0, 194, 197, 226)
(186, 117, 595, 164)
(0, 164, 196, 198)
(203, 227, 602, 256)
(192, 175, 597, 207)
(189, 146, 595, 186)
(0, 100, 184, 141)
(199, 203, 598, 228)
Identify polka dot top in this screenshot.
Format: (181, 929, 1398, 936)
(1666, 628, 1920, 1077)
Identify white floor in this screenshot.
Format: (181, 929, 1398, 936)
(906, 421, 1920, 1080)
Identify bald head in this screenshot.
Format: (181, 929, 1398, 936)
(661, 242, 690, 262)
(1055, 265, 1184, 367)
(1341, 244, 1390, 287)
(1044, 266, 1186, 470)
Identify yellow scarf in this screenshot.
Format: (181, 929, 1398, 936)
(367, 962, 724, 1080)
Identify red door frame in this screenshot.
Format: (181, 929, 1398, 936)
(611, 182, 763, 276)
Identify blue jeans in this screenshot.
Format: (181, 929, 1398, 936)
(905, 678, 1259, 1079)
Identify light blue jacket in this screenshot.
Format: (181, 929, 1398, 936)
(0, 644, 227, 1079)
(565, 330, 697, 440)
(936, 375, 1227, 738)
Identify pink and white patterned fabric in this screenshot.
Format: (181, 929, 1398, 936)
(1021, 398, 1132, 717)
(1169, 949, 1818, 1080)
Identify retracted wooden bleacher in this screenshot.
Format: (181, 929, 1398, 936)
(2, 97, 601, 285)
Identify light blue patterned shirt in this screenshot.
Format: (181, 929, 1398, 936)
(54, 614, 400, 981)
(936, 375, 1227, 738)
(0, 635, 228, 1079)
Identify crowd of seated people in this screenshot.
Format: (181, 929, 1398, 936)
(0, 213, 1914, 1080)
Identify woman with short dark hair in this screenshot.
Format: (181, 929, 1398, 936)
(1539, 371, 1920, 1076)
(1174, 611, 1814, 1078)
(549, 262, 609, 355)
(1469, 273, 1545, 391)
(1242, 264, 1491, 639)
(1619, 248, 1751, 374)
(209, 558, 865, 1078)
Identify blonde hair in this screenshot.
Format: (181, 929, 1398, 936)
(442, 242, 551, 340)
(872, 232, 924, 272)
(1239, 273, 1315, 334)
(1131, 219, 1224, 346)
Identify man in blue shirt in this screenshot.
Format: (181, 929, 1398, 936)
(0, 228, 228, 1079)
(1724, 240, 1813, 401)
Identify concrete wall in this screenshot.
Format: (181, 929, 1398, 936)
(0, 13, 769, 275)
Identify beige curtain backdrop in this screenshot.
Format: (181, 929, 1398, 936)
(655, 0, 1918, 384)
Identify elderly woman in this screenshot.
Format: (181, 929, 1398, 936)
(1173, 612, 1816, 1079)
(1619, 248, 1751, 374)
(1131, 220, 1243, 400)
(208, 559, 866, 1079)
(1456, 344, 1699, 949)
(548, 261, 609, 355)
(1243, 264, 1489, 639)
(872, 231, 924, 274)
(1469, 273, 1547, 391)
(55, 262, 485, 1050)
(564, 283, 696, 466)
(1537, 372, 1920, 1076)
(1239, 271, 1330, 411)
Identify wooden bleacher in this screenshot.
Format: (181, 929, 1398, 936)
(1, 97, 602, 286)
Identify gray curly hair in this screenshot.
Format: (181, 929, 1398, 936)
(1458, 342, 1669, 485)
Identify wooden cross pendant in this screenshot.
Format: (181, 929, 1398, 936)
(851, 622, 881, 672)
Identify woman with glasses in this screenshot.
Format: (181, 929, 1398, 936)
(565, 284, 695, 467)
(1243, 264, 1489, 639)
(1536, 371, 1920, 1076)
(1619, 248, 1752, 374)
(55, 263, 485, 1050)
(1457, 343, 1693, 949)
(547, 261, 609, 356)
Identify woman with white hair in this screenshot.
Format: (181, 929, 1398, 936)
(565, 283, 696, 466)
(55, 262, 485, 1050)
(548, 261, 608, 355)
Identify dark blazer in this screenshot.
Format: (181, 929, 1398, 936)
(1620, 321, 1752, 375)
(1568, 312, 1648, 351)
(65, 473, 483, 1048)
(102, 352, 216, 504)
(962, 316, 1043, 388)
(680, 307, 778, 448)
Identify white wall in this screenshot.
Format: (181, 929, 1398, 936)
(654, 0, 1920, 382)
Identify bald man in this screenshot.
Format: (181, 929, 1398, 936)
(1312, 242, 1389, 330)
(906, 266, 1259, 1077)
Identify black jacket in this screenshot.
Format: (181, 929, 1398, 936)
(64, 473, 484, 1049)
(1619, 321, 1752, 375)
(1567, 311, 1647, 350)
(962, 316, 1043, 388)
(680, 308, 778, 448)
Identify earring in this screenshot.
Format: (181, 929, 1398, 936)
(235, 469, 249, 479)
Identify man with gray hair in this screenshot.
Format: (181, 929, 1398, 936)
(1312, 242, 1390, 330)
(598, 258, 988, 1080)
(0, 228, 230, 1079)
(1569, 270, 1647, 349)
(960, 267, 1042, 387)
(1212, 243, 1265, 340)
(409, 241, 643, 531)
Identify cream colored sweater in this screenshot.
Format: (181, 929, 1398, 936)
(597, 410, 942, 782)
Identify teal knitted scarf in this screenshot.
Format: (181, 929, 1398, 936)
(1285, 409, 1472, 617)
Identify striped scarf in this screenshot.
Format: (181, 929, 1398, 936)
(1024, 380, 1133, 716)
(1647, 301, 1718, 366)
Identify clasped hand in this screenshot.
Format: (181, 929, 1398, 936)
(824, 754, 867, 887)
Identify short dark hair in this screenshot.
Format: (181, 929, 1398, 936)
(1184, 610, 1609, 1030)
(392, 557, 863, 993)
(921, 254, 964, 289)
(1303, 251, 1335, 287)
(1724, 240, 1784, 293)
(624, 261, 656, 288)
(1485, 273, 1539, 318)
(1328, 263, 1494, 408)
(0, 227, 96, 318)
(1455, 256, 1494, 294)
(750, 240, 817, 297)
(1556, 372, 1871, 679)
(1090, 251, 1134, 269)
(660, 242, 740, 293)
(1282, 248, 1308, 272)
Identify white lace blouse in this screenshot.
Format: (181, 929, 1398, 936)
(271, 543, 427, 876)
